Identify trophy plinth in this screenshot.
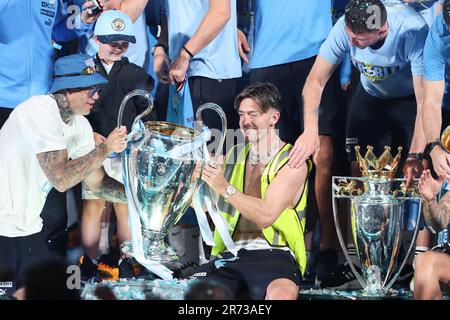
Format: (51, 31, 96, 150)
(120, 229, 178, 264)
(332, 146, 422, 297)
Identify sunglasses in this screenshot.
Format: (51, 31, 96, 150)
(67, 84, 102, 97)
(54, 65, 99, 78)
(88, 84, 102, 97)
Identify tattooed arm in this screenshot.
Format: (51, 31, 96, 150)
(419, 170, 450, 232)
(83, 167, 127, 204)
(36, 127, 127, 193)
(424, 192, 450, 233)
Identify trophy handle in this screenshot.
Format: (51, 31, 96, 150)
(332, 190, 367, 288)
(195, 103, 227, 158)
(384, 198, 423, 291)
(117, 89, 154, 134)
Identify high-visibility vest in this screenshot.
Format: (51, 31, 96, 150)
(211, 143, 312, 275)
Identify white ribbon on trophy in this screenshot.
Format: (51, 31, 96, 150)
(123, 179, 174, 280)
(123, 127, 236, 280)
(168, 127, 237, 256)
(119, 91, 236, 279)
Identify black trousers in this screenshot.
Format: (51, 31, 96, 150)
(249, 57, 341, 144)
(345, 83, 417, 162)
(188, 76, 239, 131)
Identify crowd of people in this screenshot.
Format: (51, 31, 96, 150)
(0, 0, 449, 300)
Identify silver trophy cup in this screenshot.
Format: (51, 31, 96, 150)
(117, 89, 226, 263)
(332, 146, 422, 296)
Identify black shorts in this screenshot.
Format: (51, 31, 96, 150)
(0, 231, 50, 295)
(40, 188, 68, 259)
(345, 83, 417, 162)
(189, 249, 301, 300)
(250, 56, 340, 144)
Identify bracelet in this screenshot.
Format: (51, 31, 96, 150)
(152, 43, 168, 56)
(182, 45, 194, 58)
(406, 152, 423, 161)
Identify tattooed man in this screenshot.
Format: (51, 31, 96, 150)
(0, 54, 127, 294)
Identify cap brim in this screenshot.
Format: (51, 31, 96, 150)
(97, 34, 136, 44)
(50, 73, 108, 93)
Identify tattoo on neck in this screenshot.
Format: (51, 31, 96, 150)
(53, 93, 74, 123)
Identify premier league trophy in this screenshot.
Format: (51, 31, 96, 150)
(117, 90, 227, 271)
(332, 146, 422, 297)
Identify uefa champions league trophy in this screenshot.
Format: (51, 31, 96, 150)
(117, 90, 227, 274)
(332, 146, 423, 297)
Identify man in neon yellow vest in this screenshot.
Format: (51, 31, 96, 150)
(192, 82, 311, 300)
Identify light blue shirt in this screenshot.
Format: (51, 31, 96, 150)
(384, 0, 442, 26)
(320, 6, 428, 98)
(0, 0, 92, 109)
(423, 14, 450, 108)
(166, 0, 241, 79)
(416, 0, 442, 27)
(249, 0, 332, 69)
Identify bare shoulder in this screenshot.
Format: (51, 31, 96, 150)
(276, 160, 308, 183)
(281, 160, 308, 174)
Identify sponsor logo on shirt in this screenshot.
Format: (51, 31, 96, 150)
(192, 272, 207, 277)
(0, 282, 13, 295)
(41, 0, 56, 19)
(353, 59, 401, 82)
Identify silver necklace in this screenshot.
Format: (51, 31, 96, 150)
(249, 140, 280, 165)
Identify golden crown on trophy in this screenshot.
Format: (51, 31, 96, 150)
(355, 145, 402, 179)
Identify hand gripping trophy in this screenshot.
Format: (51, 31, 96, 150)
(332, 146, 422, 297)
(117, 90, 232, 280)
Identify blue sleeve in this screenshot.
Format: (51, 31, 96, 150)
(52, 0, 93, 42)
(406, 24, 429, 77)
(319, 16, 350, 65)
(339, 52, 352, 86)
(423, 17, 447, 81)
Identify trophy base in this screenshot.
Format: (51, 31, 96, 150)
(299, 288, 413, 300)
(120, 239, 179, 264)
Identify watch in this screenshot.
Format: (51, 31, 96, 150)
(424, 141, 443, 157)
(223, 185, 236, 199)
